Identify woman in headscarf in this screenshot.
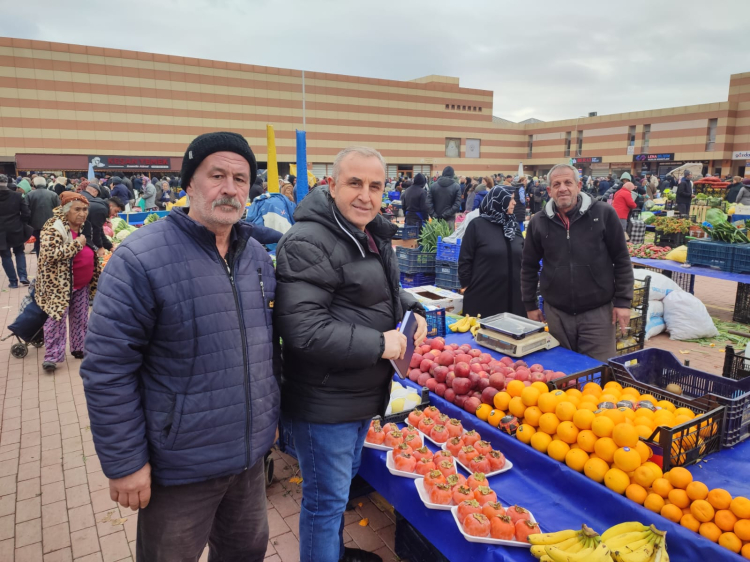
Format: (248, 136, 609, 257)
(458, 185, 525, 317)
(36, 192, 101, 373)
(155, 180, 176, 210)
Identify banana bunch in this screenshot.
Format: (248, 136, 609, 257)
(602, 522, 669, 562)
(469, 315, 481, 336)
(529, 524, 609, 561)
(448, 314, 481, 334)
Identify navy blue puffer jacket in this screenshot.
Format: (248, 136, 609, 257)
(81, 208, 280, 486)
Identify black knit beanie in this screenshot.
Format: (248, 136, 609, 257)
(180, 132, 257, 189)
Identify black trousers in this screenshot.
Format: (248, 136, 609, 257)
(136, 457, 269, 562)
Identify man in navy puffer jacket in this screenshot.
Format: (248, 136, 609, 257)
(81, 132, 280, 562)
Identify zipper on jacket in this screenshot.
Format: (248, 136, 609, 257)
(257, 268, 268, 327)
(218, 247, 251, 470)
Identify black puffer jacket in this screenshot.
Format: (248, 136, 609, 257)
(427, 176, 462, 220)
(520, 193, 633, 315)
(274, 186, 424, 423)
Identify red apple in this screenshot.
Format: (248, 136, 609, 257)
(530, 364, 544, 372)
(417, 372, 432, 386)
(455, 354, 473, 365)
(514, 360, 528, 368)
(452, 377, 472, 395)
(459, 344, 472, 353)
(419, 345, 432, 355)
(479, 353, 492, 364)
(408, 369, 421, 382)
(444, 388, 456, 403)
(529, 371, 547, 383)
(425, 378, 438, 392)
(448, 343, 460, 351)
(454, 394, 468, 409)
(477, 378, 490, 391)
(430, 337, 445, 351)
(434, 366, 449, 383)
(480, 363, 490, 372)
(553, 371, 566, 380)
(454, 363, 471, 378)
(482, 387, 499, 405)
(435, 383, 447, 397)
(438, 350, 455, 367)
(523, 381, 531, 387)
(489, 373, 506, 391)
(467, 371, 480, 390)
(445, 372, 455, 388)
(500, 357, 514, 366)
(420, 359, 433, 373)
(514, 369, 530, 382)
(470, 363, 483, 374)
(409, 353, 423, 369)
(464, 397, 481, 414)
(468, 349, 482, 358)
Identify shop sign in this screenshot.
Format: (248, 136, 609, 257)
(590, 162, 609, 169)
(733, 151, 750, 160)
(88, 155, 172, 170)
(633, 153, 674, 162)
(570, 157, 602, 164)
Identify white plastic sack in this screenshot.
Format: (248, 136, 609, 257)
(644, 300, 665, 341)
(444, 209, 479, 243)
(662, 291, 718, 341)
(634, 270, 682, 301)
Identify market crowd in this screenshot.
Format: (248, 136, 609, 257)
(1, 130, 743, 562)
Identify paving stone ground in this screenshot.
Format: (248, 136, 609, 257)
(0, 252, 400, 562)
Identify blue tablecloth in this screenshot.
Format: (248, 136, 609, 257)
(687, 439, 750, 498)
(631, 257, 750, 284)
(358, 332, 744, 561)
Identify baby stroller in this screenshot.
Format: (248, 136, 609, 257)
(2, 281, 47, 358)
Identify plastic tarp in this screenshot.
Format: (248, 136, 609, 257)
(356, 332, 740, 561)
(245, 193, 296, 249)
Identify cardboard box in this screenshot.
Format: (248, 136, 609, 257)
(405, 285, 463, 315)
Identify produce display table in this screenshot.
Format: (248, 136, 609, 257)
(357, 333, 740, 561)
(686, 441, 750, 499)
(631, 257, 750, 285)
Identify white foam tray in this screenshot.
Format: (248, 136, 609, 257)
(450, 505, 538, 547)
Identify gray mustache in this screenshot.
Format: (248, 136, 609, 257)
(212, 197, 241, 210)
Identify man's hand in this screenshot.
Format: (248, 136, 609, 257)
(413, 314, 428, 347)
(527, 309, 545, 323)
(382, 330, 407, 361)
(109, 462, 151, 511)
(613, 307, 631, 334)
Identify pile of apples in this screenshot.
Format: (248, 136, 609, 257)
(407, 337, 566, 414)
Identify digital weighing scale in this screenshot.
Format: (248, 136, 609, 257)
(473, 313, 560, 357)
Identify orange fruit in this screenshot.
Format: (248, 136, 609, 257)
(538, 413, 560, 435)
(520, 386, 541, 407)
(643, 461, 663, 480)
(674, 407, 695, 419)
(742, 543, 750, 560)
(565, 448, 589, 472)
(618, 407, 636, 421)
(612, 423, 639, 448)
(524, 406, 543, 427)
(666, 467, 693, 489)
(592, 416, 615, 438)
(565, 388, 583, 399)
(555, 401, 577, 422)
(604, 467, 630, 495)
(735, 519, 750, 541)
(613, 447, 642, 473)
(715, 509, 738, 532)
(516, 424, 535, 444)
(686, 481, 709, 501)
(572, 409, 595, 431)
(578, 401, 598, 413)
(476, 403, 492, 421)
(580, 394, 598, 405)
(707, 488, 733, 510)
(699, 522, 722, 543)
(506, 380, 525, 398)
(644, 493, 665, 513)
(594, 437, 618, 463)
(547, 440, 570, 462)
(635, 425, 653, 440)
(582, 382, 602, 397)
(508, 396, 527, 418)
(625, 483, 648, 505)
(600, 393, 619, 404)
(635, 407, 655, 419)
(668, 489, 691, 509)
(681, 513, 701, 532)
(493, 391, 512, 411)
(538, 393, 557, 414)
(661, 503, 684, 523)
(691, 499, 716, 522)
(639, 394, 658, 405)
(731, 497, 750, 519)
(657, 399, 676, 412)
(633, 465, 657, 488)
(719, 532, 742, 554)
(557, 421, 579, 445)
(531, 381, 550, 394)
(674, 414, 692, 426)
(530, 431, 552, 454)
(634, 441, 652, 463)
(488, 409, 505, 428)
(550, 390, 567, 407)
(604, 381, 623, 393)
(652, 478, 674, 499)
(576, 429, 598, 453)
(602, 409, 625, 426)
(583, 457, 609, 483)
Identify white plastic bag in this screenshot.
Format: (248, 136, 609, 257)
(444, 209, 479, 243)
(634, 270, 682, 301)
(644, 301, 665, 341)
(662, 291, 718, 341)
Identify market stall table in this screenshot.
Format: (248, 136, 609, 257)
(356, 333, 743, 561)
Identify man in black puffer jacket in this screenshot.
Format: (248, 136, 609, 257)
(427, 166, 462, 227)
(275, 147, 427, 562)
(676, 170, 693, 216)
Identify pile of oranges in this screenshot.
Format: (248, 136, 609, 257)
(475, 379, 746, 556)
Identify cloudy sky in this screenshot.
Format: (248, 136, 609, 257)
(1, 0, 747, 122)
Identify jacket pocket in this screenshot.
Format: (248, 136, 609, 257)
(572, 265, 611, 308)
(161, 393, 186, 450)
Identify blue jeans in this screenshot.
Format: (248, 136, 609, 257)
(0, 245, 27, 285)
(280, 415, 370, 562)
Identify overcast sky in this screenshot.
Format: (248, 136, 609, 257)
(1, 0, 748, 122)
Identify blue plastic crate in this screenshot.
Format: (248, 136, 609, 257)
(436, 236, 461, 263)
(400, 272, 435, 289)
(388, 191, 401, 201)
(686, 240, 737, 272)
(394, 225, 419, 240)
(434, 260, 460, 290)
(732, 244, 750, 274)
(396, 247, 436, 274)
(425, 308, 446, 338)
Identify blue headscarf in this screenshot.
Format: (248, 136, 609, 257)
(479, 185, 518, 241)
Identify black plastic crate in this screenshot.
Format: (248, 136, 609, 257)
(434, 260, 461, 291)
(377, 387, 431, 425)
(394, 511, 449, 562)
(610, 349, 750, 448)
(400, 272, 435, 289)
(548, 365, 612, 392)
(686, 240, 737, 272)
(394, 225, 419, 240)
(723, 345, 750, 381)
(396, 247, 436, 274)
(631, 275, 651, 309)
(734, 282, 750, 324)
(654, 230, 684, 248)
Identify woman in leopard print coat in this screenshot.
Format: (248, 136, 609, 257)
(36, 192, 101, 373)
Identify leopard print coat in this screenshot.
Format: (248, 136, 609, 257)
(36, 207, 101, 321)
